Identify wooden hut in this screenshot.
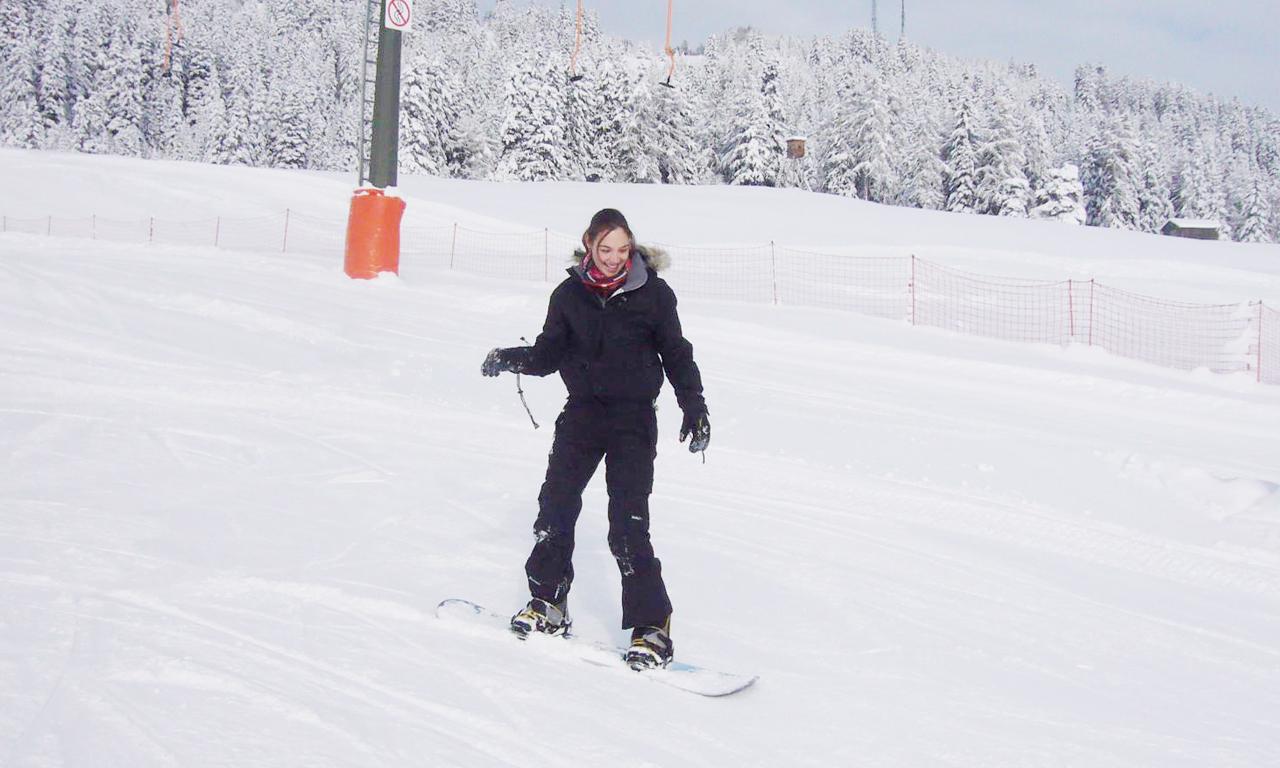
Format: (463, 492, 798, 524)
(1161, 219, 1221, 241)
(785, 136, 807, 160)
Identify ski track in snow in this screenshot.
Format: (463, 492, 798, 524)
(3, 217, 1280, 766)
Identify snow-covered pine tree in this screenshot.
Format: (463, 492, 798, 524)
(1173, 151, 1213, 219)
(0, 9, 43, 149)
(1081, 119, 1141, 229)
(100, 12, 145, 156)
(1134, 139, 1173, 233)
(651, 77, 708, 184)
(1234, 178, 1272, 243)
(267, 83, 312, 170)
(495, 53, 570, 182)
(35, 0, 73, 148)
(401, 48, 458, 177)
(561, 58, 597, 181)
(614, 73, 660, 184)
(761, 57, 788, 169)
(897, 123, 945, 209)
(942, 98, 979, 213)
(975, 87, 1028, 216)
(1029, 163, 1086, 224)
(844, 71, 900, 201)
(66, 0, 109, 153)
(189, 62, 229, 164)
(719, 51, 783, 187)
(220, 62, 268, 167)
(144, 65, 186, 159)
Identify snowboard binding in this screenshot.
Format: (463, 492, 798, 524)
(625, 619, 674, 670)
(510, 598, 572, 638)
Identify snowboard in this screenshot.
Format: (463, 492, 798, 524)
(434, 599, 758, 698)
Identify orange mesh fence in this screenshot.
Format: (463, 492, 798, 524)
(777, 247, 910, 318)
(3, 216, 55, 236)
(913, 258, 1074, 344)
(284, 210, 345, 258)
(450, 225, 553, 282)
(151, 216, 222, 248)
(1086, 283, 1254, 374)
(92, 216, 151, 243)
(401, 222, 460, 271)
(213, 213, 290, 253)
(4, 209, 1276, 384)
(653, 243, 775, 304)
(48, 216, 96, 239)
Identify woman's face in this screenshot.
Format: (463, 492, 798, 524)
(589, 228, 632, 277)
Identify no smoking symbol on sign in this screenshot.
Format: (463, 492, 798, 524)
(385, 0, 412, 31)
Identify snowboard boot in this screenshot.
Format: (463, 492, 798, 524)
(510, 597, 571, 638)
(625, 617, 673, 670)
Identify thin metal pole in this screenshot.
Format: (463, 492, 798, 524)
(1067, 279, 1075, 339)
(47, 215, 51, 236)
(214, 216, 221, 247)
(910, 254, 916, 325)
(92, 214, 96, 240)
(544, 227, 549, 281)
(449, 223, 457, 269)
(770, 240, 778, 305)
(1258, 301, 1265, 384)
(1088, 279, 1095, 346)
(149, 217, 154, 243)
(282, 209, 290, 252)
(357, 0, 375, 187)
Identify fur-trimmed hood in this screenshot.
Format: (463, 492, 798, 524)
(569, 244, 670, 273)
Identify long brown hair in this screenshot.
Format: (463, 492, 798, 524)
(582, 208, 635, 254)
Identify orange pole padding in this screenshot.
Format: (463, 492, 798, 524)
(344, 188, 406, 279)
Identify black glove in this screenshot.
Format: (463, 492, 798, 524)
(481, 347, 521, 377)
(679, 410, 710, 453)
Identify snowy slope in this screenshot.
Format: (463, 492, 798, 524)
(3, 154, 1280, 766)
(5, 149, 1280, 304)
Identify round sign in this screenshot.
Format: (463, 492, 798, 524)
(387, 0, 411, 29)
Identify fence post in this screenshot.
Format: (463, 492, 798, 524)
(770, 240, 778, 305)
(1259, 301, 1265, 384)
(1087, 279, 1095, 346)
(909, 254, 917, 326)
(282, 209, 290, 252)
(1067, 279, 1075, 339)
(214, 217, 221, 247)
(544, 227, 549, 282)
(449, 223, 457, 270)
(149, 217, 154, 243)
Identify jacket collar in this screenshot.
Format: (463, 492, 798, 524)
(568, 251, 649, 300)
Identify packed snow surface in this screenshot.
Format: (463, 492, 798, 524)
(2, 152, 1280, 766)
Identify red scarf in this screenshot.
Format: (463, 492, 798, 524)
(580, 252, 631, 298)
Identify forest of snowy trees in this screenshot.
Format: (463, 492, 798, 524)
(2, 0, 1278, 243)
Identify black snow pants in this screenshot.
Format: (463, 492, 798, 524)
(524, 398, 672, 629)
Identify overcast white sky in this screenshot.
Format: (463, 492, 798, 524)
(478, 0, 1280, 111)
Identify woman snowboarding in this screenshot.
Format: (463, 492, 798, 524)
(481, 208, 710, 670)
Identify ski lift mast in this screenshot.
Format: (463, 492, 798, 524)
(345, 0, 408, 280)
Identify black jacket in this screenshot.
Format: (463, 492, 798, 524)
(506, 248, 706, 417)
